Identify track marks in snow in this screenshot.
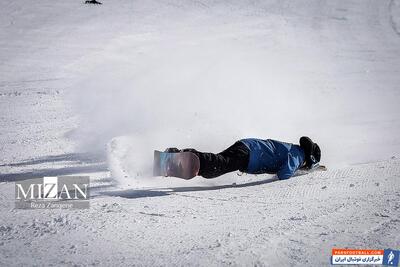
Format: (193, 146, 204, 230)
(1, 159, 399, 266)
(389, 0, 400, 37)
(262, 159, 400, 266)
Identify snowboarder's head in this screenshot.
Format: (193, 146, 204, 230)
(299, 136, 321, 168)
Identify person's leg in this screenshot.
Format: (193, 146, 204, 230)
(183, 141, 249, 178)
(218, 141, 250, 173)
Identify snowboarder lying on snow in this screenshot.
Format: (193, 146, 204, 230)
(165, 137, 321, 180)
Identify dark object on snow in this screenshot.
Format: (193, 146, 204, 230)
(85, 0, 102, 4)
(299, 136, 321, 168)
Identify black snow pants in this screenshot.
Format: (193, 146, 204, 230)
(183, 141, 250, 178)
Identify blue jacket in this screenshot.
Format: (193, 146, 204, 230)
(239, 138, 305, 180)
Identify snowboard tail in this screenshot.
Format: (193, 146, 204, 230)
(153, 151, 200, 179)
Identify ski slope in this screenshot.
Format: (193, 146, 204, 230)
(0, 0, 400, 266)
(1, 159, 399, 266)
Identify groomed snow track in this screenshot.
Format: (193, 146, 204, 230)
(1, 159, 399, 266)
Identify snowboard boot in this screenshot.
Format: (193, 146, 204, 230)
(164, 147, 181, 153)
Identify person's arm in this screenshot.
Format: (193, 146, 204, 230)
(277, 153, 303, 180)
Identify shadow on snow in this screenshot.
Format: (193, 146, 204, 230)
(100, 177, 278, 199)
(0, 152, 108, 182)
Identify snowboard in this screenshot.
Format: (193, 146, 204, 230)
(153, 150, 200, 179)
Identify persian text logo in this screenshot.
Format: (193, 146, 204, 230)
(331, 248, 400, 266)
(15, 176, 90, 209)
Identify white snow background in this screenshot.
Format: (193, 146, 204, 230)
(0, 0, 399, 266)
(65, 0, 400, 184)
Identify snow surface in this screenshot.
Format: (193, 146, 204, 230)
(1, 159, 400, 266)
(0, 0, 400, 266)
